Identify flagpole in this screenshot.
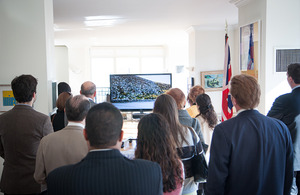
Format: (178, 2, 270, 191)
(221, 20, 233, 122)
(225, 20, 228, 38)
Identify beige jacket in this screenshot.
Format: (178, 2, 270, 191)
(34, 124, 88, 190)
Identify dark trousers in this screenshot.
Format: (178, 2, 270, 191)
(5, 192, 46, 195)
(198, 183, 206, 195)
(5, 194, 40, 195)
(296, 171, 300, 192)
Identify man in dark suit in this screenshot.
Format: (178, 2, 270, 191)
(0, 74, 53, 195)
(80, 81, 97, 107)
(268, 63, 300, 194)
(47, 102, 163, 195)
(205, 74, 293, 195)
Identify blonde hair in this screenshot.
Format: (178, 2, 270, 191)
(187, 85, 205, 105)
(166, 88, 186, 109)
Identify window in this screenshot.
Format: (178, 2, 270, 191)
(90, 46, 166, 102)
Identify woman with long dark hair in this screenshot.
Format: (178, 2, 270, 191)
(135, 113, 183, 195)
(195, 93, 218, 160)
(153, 94, 203, 195)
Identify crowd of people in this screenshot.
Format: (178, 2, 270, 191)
(0, 63, 299, 195)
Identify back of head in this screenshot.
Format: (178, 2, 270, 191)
(81, 81, 96, 97)
(153, 94, 179, 125)
(153, 94, 188, 147)
(65, 95, 90, 121)
(187, 85, 205, 105)
(287, 63, 300, 84)
(196, 94, 213, 114)
(165, 88, 186, 109)
(196, 94, 218, 128)
(85, 102, 123, 148)
(56, 92, 72, 111)
(58, 82, 71, 95)
(230, 74, 261, 109)
(11, 74, 37, 103)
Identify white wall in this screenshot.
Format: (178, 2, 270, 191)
(0, 0, 54, 115)
(54, 46, 70, 87)
(238, 0, 300, 114)
(0, 1, 54, 194)
(238, 0, 267, 113)
(265, 0, 300, 113)
(187, 27, 238, 115)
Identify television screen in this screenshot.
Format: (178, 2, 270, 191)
(110, 73, 172, 111)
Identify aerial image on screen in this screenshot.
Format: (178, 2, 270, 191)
(110, 73, 172, 111)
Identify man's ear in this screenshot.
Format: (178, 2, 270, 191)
(119, 130, 124, 142)
(83, 129, 88, 141)
(93, 91, 97, 98)
(80, 90, 82, 95)
(32, 92, 37, 103)
(231, 96, 236, 106)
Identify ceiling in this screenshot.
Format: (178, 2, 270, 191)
(53, 0, 238, 45)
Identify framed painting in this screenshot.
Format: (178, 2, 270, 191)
(0, 85, 16, 112)
(200, 70, 223, 91)
(240, 20, 260, 80)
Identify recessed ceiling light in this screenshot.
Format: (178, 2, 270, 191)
(85, 15, 120, 21)
(84, 15, 123, 27)
(84, 19, 117, 27)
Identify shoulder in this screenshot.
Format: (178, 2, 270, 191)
(266, 115, 289, 130)
(132, 158, 161, 169)
(48, 163, 74, 179)
(32, 109, 49, 119)
(214, 110, 256, 132)
(186, 105, 199, 118)
(273, 93, 292, 103)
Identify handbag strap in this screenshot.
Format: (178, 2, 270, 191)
(192, 118, 196, 128)
(188, 127, 199, 155)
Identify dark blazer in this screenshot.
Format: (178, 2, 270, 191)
(47, 149, 163, 195)
(205, 110, 293, 195)
(268, 87, 300, 171)
(89, 98, 97, 107)
(50, 110, 66, 131)
(0, 105, 53, 194)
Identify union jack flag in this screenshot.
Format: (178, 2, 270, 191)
(221, 34, 233, 122)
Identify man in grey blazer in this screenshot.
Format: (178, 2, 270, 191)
(34, 95, 90, 192)
(80, 81, 97, 107)
(47, 102, 163, 195)
(0, 74, 53, 194)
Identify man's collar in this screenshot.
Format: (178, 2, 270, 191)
(236, 108, 255, 115)
(67, 122, 84, 128)
(292, 85, 300, 91)
(16, 103, 32, 107)
(90, 148, 113, 152)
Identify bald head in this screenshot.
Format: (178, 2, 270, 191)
(80, 81, 96, 99)
(65, 95, 90, 122)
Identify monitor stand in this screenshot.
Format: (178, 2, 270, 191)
(132, 110, 148, 119)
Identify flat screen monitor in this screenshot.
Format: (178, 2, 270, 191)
(110, 73, 172, 112)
